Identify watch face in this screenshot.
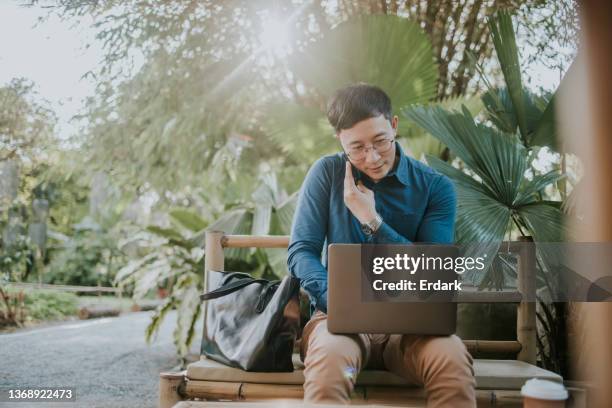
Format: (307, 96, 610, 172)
(361, 223, 372, 235)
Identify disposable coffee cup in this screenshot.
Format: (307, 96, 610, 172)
(521, 378, 568, 408)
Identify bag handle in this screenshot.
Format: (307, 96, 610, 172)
(220, 271, 252, 285)
(200, 277, 268, 301)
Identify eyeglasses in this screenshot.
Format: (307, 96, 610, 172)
(345, 138, 394, 161)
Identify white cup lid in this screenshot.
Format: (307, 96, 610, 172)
(521, 378, 568, 401)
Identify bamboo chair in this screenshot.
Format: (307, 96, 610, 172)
(159, 231, 565, 408)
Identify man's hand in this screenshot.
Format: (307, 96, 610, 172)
(344, 161, 378, 224)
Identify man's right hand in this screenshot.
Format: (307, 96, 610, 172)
(344, 161, 378, 224)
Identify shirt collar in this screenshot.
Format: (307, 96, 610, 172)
(384, 141, 410, 186)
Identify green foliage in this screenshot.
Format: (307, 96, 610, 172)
(34, 165, 91, 237)
(0, 78, 56, 163)
(44, 0, 579, 102)
(208, 171, 297, 275)
(489, 12, 528, 142)
(114, 170, 297, 358)
(0, 288, 79, 323)
(45, 6, 442, 196)
(261, 103, 337, 175)
(45, 218, 124, 287)
(482, 13, 559, 151)
(404, 10, 569, 374)
(0, 80, 92, 287)
(116, 207, 205, 359)
(405, 105, 563, 257)
(401, 95, 483, 162)
(80, 48, 260, 191)
(289, 15, 438, 117)
(0, 215, 33, 281)
(404, 11, 565, 285)
(169, 209, 208, 233)
(0, 79, 61, 283)
(23, 290, 79, 321)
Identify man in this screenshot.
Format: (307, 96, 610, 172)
(287, 84, 476, 407)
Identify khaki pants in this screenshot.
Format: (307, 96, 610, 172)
(300, 311, 476, 407)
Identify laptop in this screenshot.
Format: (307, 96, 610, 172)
(327, 243, 457, 335)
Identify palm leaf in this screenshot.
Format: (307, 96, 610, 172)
(252, 203, 272, 236)
(114, 252, 158, 285)
(145, 225, 183, 242)
(174, 275, 201, 358)
(169, 209, 208, 233)
(402, 95, 483, 160)
(481, 88, 517, 134)
(290, 15, 438, 135)
(402, 134, 445, 161)
(515, 171, 564, 206)
(251, 180, 273, 237)
(270, 191, 298, 236)
(426, 156, 511, 243)
(489, 11, 528, 144)
(262, 103, 337, 164)
(145, 225, 194, 250)
(145, 295, 176, 343)
(426, 155, 509, 284)
(207, 208, 252, 260)
(531, 93, 558, 150)
(405, 105, 527, 206)
(133, 258, 173, 299)
(517, 202, 565, 242)
(425, 155, 486, 195)
(263, 192, 299, 277)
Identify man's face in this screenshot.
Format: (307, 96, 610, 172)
(337, 114, 398, 182)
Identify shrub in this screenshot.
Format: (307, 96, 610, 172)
(24, 290, 79, 321)
(0, 288, 79, 324)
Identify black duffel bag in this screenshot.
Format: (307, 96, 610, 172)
(200, 270, 301, 372)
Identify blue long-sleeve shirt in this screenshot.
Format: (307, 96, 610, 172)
(287, 142, 457, 313)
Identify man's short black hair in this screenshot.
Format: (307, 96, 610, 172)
(326, 83, 392, 133)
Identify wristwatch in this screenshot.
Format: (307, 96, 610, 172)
(361, 213, 383, 236)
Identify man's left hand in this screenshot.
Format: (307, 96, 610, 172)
(344, 162, 377, 224)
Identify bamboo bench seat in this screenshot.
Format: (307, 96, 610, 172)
(186, 354, 562, 390)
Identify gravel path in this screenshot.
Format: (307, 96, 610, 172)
(0, 310, 201, 408)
